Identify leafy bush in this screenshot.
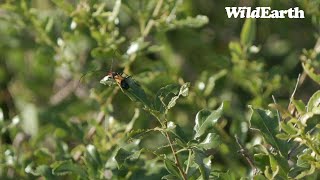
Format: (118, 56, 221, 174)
(0, 0, 320, 179)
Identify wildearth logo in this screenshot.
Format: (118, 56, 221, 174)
(225, 7, 305, 18)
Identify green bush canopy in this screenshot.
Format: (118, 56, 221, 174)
(1, 0, 320, 179)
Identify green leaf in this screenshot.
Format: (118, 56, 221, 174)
(280, 122, 297, 135)
(300, 112, 314, 126)
(302, 62, 320, 85)
(35, 165, 54, 179)
(276, 133, 290, 140)
(240, 18, 256, 46)
(162, 174, 179, 180)
(179, 82, 190, 97)
(203, 69, 227, 97)
(197, 133, 220, 150)
(194, 103, 223, 139)
(254, 153, 270, 172)
(269, 154, 289, 179)
(51, 160, 87, 177)
(168, 15, 209, 29)
(127, 129, 154, 140)
(34, 148, 53, 164)
(114, 148, 142, 168)
(249, 108, 289, 156)
(86, 144, 102, 167)
(216, 171, 237, 180)
(292, 100, 306, 114)
(295, 165, 316, 179)
(26, 164, 54, 179)
(297, 150, 313, 168)
(115, 148, 133, 167)
(164, 158, 181, 178)
(124, 77, 152, 109)
(167, 96, 179, 110)
(108, 0, 121, 23)
(229, 41, 243, 61)
(253, 174, 268, 180)
(51, 0, 73, 13)
(168, 83, 190, 110)
(193, 149, 211, 180)
(307, 90, 320, 112)
(154, 84, 180, 113)
(173, 124, 189, 143)
(154, 83, 190, 113)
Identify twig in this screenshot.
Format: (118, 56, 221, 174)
(235, 135, 257, 175)
(152, 0, 163, 17)
(86, 111, 105, 140)
(272, 95, 281, 131)
(289, 73, 301, 106)
(86, 88, 119, 140)
(50, 80, 78, 105)
(164, 131, 187, 180)
(142, 19, 155, 37)
(185, 149, 192, 174)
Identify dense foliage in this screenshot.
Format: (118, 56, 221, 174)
(1, 0, 320, 179)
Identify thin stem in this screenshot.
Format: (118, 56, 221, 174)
(164, 131, 187, 180)
(86, 111, 105, 140)
(152, 0, 163, 17)
(235, 135, 257, 175)
(272, 95, 281, 131)
(185, 149, 192, 174)
(86, 88, 119, 140)
(175, 148, 188, 154)
(289, 73, 301, 103)
(142, 19, 155, 37)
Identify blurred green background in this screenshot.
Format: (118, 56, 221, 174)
(1, 0, 320, 179)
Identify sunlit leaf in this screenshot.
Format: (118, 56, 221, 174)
(307, 90, 320, 112)
(292, 100, 306, 114)
(108, 0, 121, 23)
(241, 18, 256, 46)
(154, 84, 180, 113)
(168, 15, 209, 29)
(194, 103, 223, 139)
(197, 133, 220, 150)
(154, 83, 189, 113)
(179, 83, 190, 97)
(302, 62, 320, 85)
(85, 144, 102, 168)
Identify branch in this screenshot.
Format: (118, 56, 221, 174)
(235, 135, 257, 175)
(164, 131, 187, 180)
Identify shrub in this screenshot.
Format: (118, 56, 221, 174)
(0, 0, 320, 179)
